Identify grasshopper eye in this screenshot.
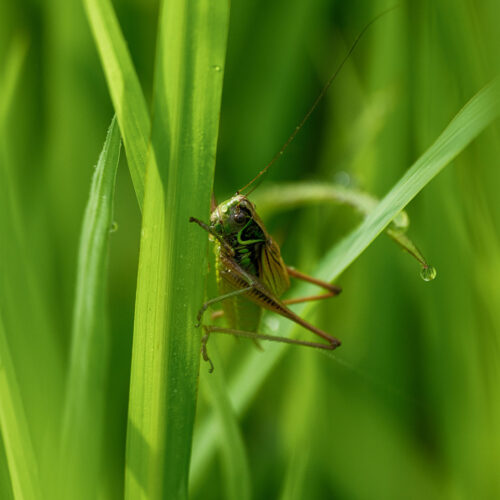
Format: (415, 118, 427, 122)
(234, 212, 246, 224)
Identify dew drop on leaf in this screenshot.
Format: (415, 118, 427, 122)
(420, 265, 437, 282)
(392, 211, 409, 232)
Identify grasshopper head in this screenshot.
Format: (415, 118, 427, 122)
(210, 194, 254, 235)
(210, 194, 265, 244)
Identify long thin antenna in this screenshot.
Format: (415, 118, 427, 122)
(239, 6, 398, 195)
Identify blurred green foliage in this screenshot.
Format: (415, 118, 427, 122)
(1, 0, 500, 499)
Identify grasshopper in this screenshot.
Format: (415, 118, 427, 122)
(190, 196, 342, 372)
(191, 11, 396, 371)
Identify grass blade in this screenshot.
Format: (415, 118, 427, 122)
(0, 314, 41, 500)
(124, 0, 230, 498)
(278, 445, 310, 500)
(59, 116, 121, 499)
(318, 77, 500, 282)
(0, 35, 28, 126)
(199, 344, 251, 500)
(83, 0, 150, 208)
(0, 431, 14, 500)
(0, 33, 63, 494)
(190, 77, 500, 483)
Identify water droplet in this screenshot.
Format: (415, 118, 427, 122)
(333, 171, 351, 187)
(392, 211, 409, 231)
(109, 221, 118, 233)
(211, 65, 222, 72)
(420, 265, 437, 282)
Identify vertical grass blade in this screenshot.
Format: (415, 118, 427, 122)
(0, 35, 28, 126)
(59, 116, 121, 499)
(190, 77, 500, 483)
(278, 449, 310, 500)
(125, 0, 230, 498)
(0, 33, 63, 494)
(200, 344, 251, 500)
(0, 432, 14, 500)
(83, 0, 150, 208)
(0, 314, 41, 500)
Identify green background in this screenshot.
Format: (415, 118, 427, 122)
(1, 0, 500, 498)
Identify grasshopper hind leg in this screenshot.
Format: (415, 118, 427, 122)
(200, 324, 340, 372)
(283, 266, 342, 305)
(203, 326, 340, 350)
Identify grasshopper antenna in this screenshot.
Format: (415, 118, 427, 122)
(239, 6, 398, 195)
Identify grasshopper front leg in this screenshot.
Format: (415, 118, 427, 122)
(196, 286, 253, 327)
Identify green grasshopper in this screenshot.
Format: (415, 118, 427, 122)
(190, 11, 396, 371)
(190, 195, 342, 372)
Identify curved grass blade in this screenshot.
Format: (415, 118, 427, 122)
(190, 77, 500, 484)
(58, 116, 121, 499)
(83, 0, 150, 208)
(0, 314, 41, 500)
(252, 182, 431, 273)
(124, 0, 230, 498)
(251, 181, 384, 218)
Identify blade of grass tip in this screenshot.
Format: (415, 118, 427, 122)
(59, 116, 121, 500)
(0, 313, 41, 500)
(124, 0, 230, 498)
(198, 343, 251, 500)
(83, 0, 150, 209)
(190, 78, 500, 483)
